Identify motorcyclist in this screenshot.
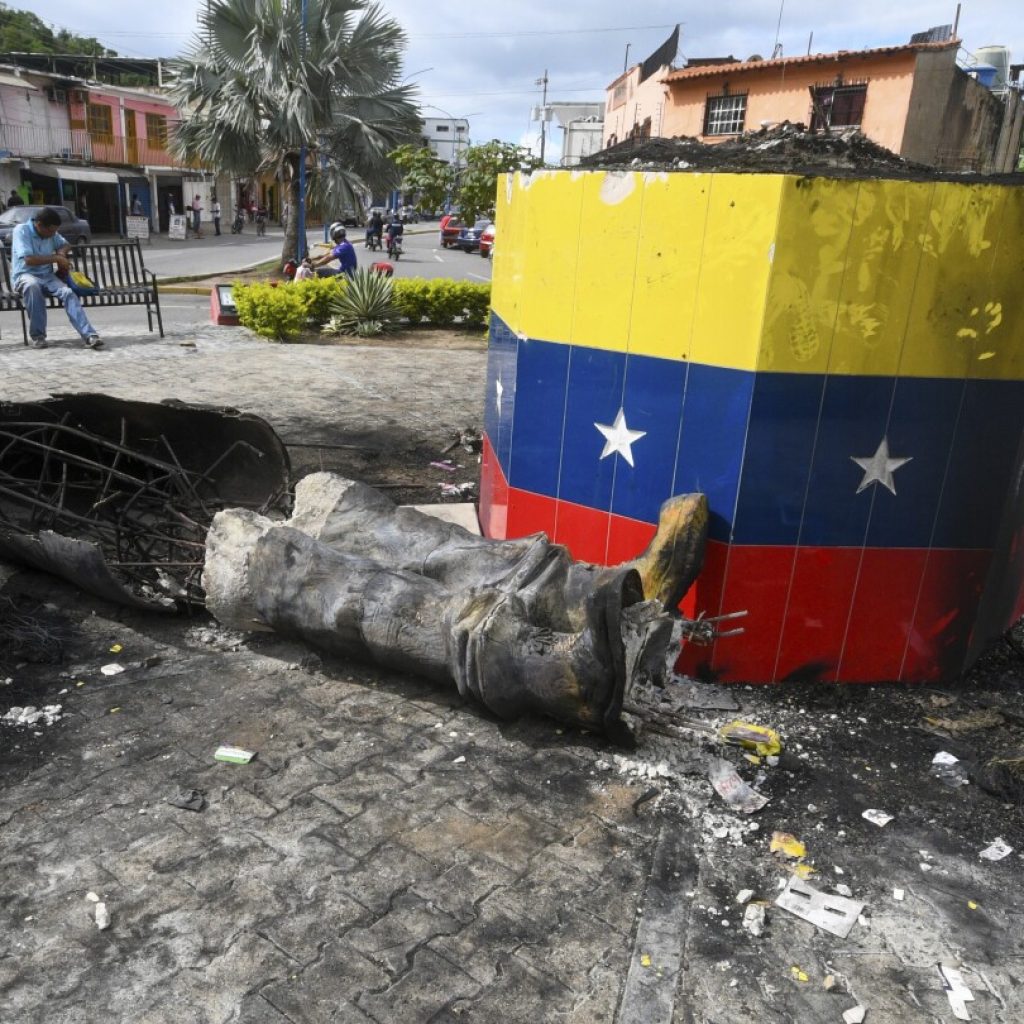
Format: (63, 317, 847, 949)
(385, 211, 404, 256)
(312, 223, 358, 278)
(366, 211, 384, 250)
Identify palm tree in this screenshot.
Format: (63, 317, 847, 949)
(171, 0, 422, 264)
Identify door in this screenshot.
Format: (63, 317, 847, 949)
(125, 111, 139, 165)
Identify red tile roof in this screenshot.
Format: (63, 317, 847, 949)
(663, 40, 958, 83)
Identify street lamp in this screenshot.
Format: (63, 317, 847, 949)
(420, 104, 479, 213)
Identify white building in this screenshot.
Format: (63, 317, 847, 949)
(547, 102, 605, 165)
(421, 116, 470, 167)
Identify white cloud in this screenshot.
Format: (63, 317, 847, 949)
(24, 1, 1022, 154)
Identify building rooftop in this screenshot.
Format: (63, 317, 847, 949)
(663, 40, 958, 83)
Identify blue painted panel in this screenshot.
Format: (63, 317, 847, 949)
(484, 313, 519, 477)
(558, 346, 627, 514)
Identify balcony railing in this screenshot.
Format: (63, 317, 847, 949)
(0, 122, 206, 170)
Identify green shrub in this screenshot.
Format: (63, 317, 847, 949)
(294, 276, 345, 325)
(325, 269, 400, 335)
(234, 276, 492, 340)
(233, 281, 309, 341)
(391, 279, 491, 329)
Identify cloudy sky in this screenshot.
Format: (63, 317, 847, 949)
(23, 0, 1021, 160)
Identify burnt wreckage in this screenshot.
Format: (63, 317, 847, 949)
(0, 396, 729, 737)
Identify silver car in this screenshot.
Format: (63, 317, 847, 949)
(0, 204, 93, 250)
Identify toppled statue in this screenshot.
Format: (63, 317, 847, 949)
(205, 473, 709, 739)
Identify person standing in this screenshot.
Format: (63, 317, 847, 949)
(11, 207, 103, 350)
(131, 193, 144, 216)
(211, 195, 222, 236)
(191, 194, 203, 238)
(79, 193, 89, 220)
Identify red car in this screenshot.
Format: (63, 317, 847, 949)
(479, 223, 495, 258)
(439, 216, 463, 248)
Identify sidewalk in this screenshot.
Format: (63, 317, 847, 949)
(1, 319, 1022, 1024)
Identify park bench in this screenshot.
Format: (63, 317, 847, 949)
(0, 239, 164, 345)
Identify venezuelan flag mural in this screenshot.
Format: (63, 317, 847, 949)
(479, 169, 1024, 683)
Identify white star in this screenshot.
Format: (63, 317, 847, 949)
(850, 437, 912, 495)
(495, 376, 503, 416)
(594, 408, 646, 468)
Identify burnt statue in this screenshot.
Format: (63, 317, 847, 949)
(204, 473, 709, 739)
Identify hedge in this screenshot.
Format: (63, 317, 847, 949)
(233, 276, 491, 341)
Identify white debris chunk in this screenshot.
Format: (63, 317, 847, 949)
(94, 903, 111, 930)
(893, 888, 905, 901)
(938, 965, 974, 1021)
(85, 892, 100, 903)
(742, 903, 765, 937)
(862, 809, 893, 827)
(736, 889, 754, 905)
(979, 838, 1012, 861)
(842, 1006, 867, 1024)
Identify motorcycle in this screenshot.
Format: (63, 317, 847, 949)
(386, 232, 403, 260)
(230, 207, 245, 234)
(365, 228, 382, 251)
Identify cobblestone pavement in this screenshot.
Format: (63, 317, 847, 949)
(2, 321, 1022, 1023)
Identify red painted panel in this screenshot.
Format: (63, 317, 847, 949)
(479, 434, 509, 540)
(840, 548, 927, 682)
(901, 549, 992, 682)
(710, 546, 798, 683)
(775, 547, 863, 684)
(606, 514, 657, 567)
(506, 487, 558, 542)
(675, 540, 729, 678)
(554, 498, 610, 564)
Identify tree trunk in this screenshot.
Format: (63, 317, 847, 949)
(281, 174, 301, 266)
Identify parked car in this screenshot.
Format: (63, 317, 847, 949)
(479, 222, 495, 258)
(439, 217, 463, 248)
(0, 204, 92, 250)
(455, 218, 493, 253)
(398, 205, 420, 224)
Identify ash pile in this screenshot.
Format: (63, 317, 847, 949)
(582, 121, 938, 178)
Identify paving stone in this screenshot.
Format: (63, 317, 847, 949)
(356, 947, 480, 1024)
(435, 953, 576, 1024)
(347, 890, 465, 976)
(333, 841, 439, 916)
(411, 857, 518, 922)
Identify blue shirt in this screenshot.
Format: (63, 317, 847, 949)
(332, 240, 357, 274)
(11, 221, 68, 282)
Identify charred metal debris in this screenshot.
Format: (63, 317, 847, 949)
(0, 395, 290, 610)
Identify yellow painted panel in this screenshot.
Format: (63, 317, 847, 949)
(490, 172, 524, 334)
(517, 171, 585, 344)
(899, 181, 1002, 380)
(691, 174, 783, 372)
(966, 184, 1024, 381)
(627, 172, 711, 361)
(760, 177, 858, 375)
(826, 178, 936, 377)
(569, 171, 644, 353)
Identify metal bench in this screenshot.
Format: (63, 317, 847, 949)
(0, 239, 164, 345)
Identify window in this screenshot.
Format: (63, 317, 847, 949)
(435, 124, 450, 133)
(703, 93, 747, 136)
(810, 84, 867, 129)
(145, 113, 168, 147)
(86, 103, 113, 144)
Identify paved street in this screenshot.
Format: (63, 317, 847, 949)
(0, 315, 1021, 1024)
(98, 224, 491, 285)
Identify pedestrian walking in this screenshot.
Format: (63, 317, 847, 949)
(211, 196, 222, 236)
(11, 206, 103, 350)
(191, 195, 203, 238)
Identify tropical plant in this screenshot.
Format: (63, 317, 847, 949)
(457, 141, 544, 222)
(171, 0, 423, 265)
(325, 268, 400, 335)
(390, 144, 456, 214)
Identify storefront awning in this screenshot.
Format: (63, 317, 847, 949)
(30, 163, 121, 184)
(0, 72, 38, 89)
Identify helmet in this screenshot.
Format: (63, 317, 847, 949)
(329, 221, 346, 242)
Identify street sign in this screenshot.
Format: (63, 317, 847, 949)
(126, 215, 150, 242)
(168, 214, 187, 240)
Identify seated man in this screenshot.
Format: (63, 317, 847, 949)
(11, 207, 103, 350)
(311, 225, 358, 278)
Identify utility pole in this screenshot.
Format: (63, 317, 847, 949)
(296, 0, 309, 261)
(536, 70, 549, 164)
(623, 43, 631, 73)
